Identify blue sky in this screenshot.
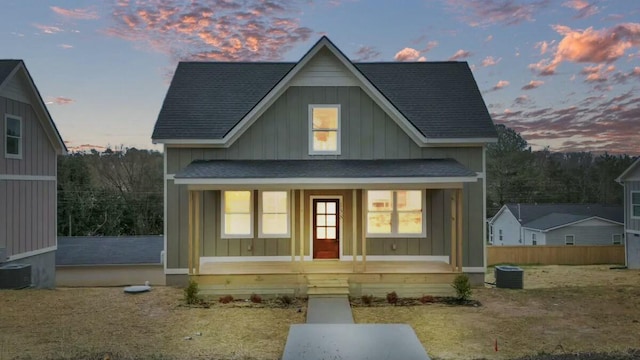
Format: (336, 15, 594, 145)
(1, 0, 639, 154)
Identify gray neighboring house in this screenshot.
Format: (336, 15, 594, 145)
(152, 36, 497, 293)
(489, 204, 624, 246)
(56, 236, 165, 286)
(0, 60, 67, 288)
(616, 158, 640, 269)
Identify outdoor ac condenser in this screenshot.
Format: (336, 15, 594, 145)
(0, 263, 31, 289)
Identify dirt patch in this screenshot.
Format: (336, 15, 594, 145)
(0, 287, 304, 360)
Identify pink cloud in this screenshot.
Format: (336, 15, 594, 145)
(46, 97, 74, 105)
(485, 35, 493, 42)
(522, 80, 544, 90)
(530, 23, 640, 75)
(562, 0, 599, 18)
(394, 47, 426, 62)
(353, 46, 381, 62)
(105, 0, 313, 62)
(33, 24, 63, 34)
(493, 80, 510, 90)
(51, 6, 99, 20)
(58, 44, 73, 49)
(514, 95, 531, 106)
(448, 49, 472, 61)
(446, 0, 549, 27)
(481, 56, 501, 67)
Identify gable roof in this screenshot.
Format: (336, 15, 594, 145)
(0, 59, 67, 154)
(616, 157, 640, 183)
(523, 213, 622, 231)
(152, 36, 496, 146)
(504, 203, 623, 225)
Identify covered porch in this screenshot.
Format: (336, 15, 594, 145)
(175, 159, 476, 296)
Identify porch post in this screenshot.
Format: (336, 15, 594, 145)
(188, 190, 193, 275)
(352, 189, 357, 272)
(299, 189, 304, 265)
(194, 191, 201, 275)
(291, 190, 296, 262)
(450, 191, 457, 271)
(457, 188, 463, 273)
(361, 189, 367, 271)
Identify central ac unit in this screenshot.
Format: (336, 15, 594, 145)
(0, 263, 31, 289)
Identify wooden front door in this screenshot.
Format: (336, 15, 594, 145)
(313, 199, 340, 259)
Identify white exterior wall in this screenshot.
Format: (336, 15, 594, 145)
(522, 228, 546, 245)
(490, 208, 522, 246)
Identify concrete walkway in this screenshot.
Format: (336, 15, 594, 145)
(282, 296, 431, 360)
(306, 297, 354, 324)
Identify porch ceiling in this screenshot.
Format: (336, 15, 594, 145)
(173, 159, 477, 188)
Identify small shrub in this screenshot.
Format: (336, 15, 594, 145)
(219, 295, 234, 304)
(386, 291, 398, 305)
(250, 293, 262, 304)
(184, 279, 200, 305)
(361, 294, 374, 306)
(419, 295, 435, 304)
(277, 294, 294, 306)
(452, 274, 472, 301)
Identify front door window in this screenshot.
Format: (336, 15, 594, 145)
(313, 199, 339, 259)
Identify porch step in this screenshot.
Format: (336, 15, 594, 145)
(199, 284, 296, 299)
(307, 276, 350, 297)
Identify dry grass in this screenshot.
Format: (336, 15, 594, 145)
(0, 287, 305, 360)
(1, 266, 638, 360)
(354, 265, 640, 360)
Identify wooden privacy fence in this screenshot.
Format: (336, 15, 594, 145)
(487, 245, 625, 266)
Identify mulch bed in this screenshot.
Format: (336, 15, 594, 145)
(350, 295, 482, 307)
(506, 349, 640, 360)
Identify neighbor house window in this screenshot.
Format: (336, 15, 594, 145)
(532, 233, 537, 246)
(499, 229, 503, 241)
(309, 105, 340, 155)
(565, 235, 575, 245)
(222, 191, 253, 238)
(366, 190, 425, 237)
(259, 191, 289, 237)
(632, 192, 640, 218)
(612, 234, 622, 245)
(5, 115, 21, 159)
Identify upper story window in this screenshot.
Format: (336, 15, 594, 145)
(222, 191, 253, 238)
(5, 115, 22, 159)
(632, 191, 640, 219)
(366, 190, 425, 237)
(309, 105, 340, 155)
(565, 234, 575, 245)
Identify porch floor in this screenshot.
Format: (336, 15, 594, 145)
(198, 260, 454, 275)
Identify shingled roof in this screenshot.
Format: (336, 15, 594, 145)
(505, 203, 624, 225)
(152, 37, 496, 142)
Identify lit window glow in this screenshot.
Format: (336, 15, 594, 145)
(366, 190, 424, 236)
(310, 105, 340, 154)
(260, 191, 289, 236)
(223, 191, 252, 237)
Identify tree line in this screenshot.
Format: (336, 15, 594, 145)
(57, 148, 163, 236)
(486, 124, 635, 216)
(56, 126, 635, 235)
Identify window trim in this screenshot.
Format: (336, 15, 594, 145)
(365, 190, 426, 238)
(499, 229, 503, 241)
(308, 104, 341, 155)
(565, 234, 575, 245)
(612, 233, 623, 245)
(258, 190, 290, 238)
(221, 190, 254, 239)
(5, 114, 22, 159)
(631, 191, 640, 219)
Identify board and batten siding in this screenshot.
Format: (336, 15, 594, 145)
(164, 85, 486, 270)
(545, 220, 624, 246)
(0, 69, 30, 104)
(165, 186, 486, 268)
(625, 180, 640, 231)
(289, 48, 359, 87)
(0, 180, 56, 257)
(0, 96, 57, 176)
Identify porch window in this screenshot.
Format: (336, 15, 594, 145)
(632, 192, 640, 218)
(366, 190, 425, 237)
(5, 115, 21, 159)
(309, 105, 340, 155)
(259, 191, 289, 237)
(222, 191, 253, 238)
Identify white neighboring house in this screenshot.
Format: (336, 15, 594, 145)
(488, 204, 624, 246)
(616, 158, 640, 269)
